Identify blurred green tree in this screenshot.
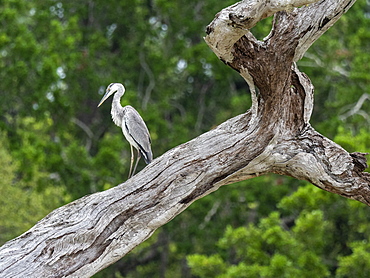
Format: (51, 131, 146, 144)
(0, 0, 369, 277)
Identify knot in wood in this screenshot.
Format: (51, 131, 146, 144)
(229, 12, 252, 26)
(350, 152, 369, 172)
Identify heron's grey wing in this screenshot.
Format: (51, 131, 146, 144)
(123, 106, 153, 164)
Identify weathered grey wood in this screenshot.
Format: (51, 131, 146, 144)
(0, 0, 368, 277)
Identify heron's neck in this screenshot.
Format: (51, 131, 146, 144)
(111, 88, 125, 127)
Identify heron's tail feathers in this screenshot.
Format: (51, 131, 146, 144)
(140, 149, 153, 164)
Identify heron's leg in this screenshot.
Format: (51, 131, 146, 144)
(128, 144, 135, 179)
(132, 149, 141, 177)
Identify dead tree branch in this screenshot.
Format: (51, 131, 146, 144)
(0, 0, 367, 277)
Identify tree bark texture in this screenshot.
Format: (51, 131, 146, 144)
(0, 0, 368, 277)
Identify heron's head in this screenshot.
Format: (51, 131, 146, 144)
(97, 83, 125, 107)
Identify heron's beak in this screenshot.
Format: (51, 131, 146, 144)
(97, 90, 111, 107)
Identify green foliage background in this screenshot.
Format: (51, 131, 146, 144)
(0, 0, 369, 277)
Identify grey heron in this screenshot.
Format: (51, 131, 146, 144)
(98, 83, 153, 178)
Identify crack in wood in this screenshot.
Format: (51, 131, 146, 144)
(179, 182, 216, 204)
(57, 202, 159, 277)
(53, 209, 133, 276)
(318, 16, 331, 29)
(1, 2, 368, 278)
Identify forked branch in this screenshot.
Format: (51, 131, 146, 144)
(0, 0, 367, 277)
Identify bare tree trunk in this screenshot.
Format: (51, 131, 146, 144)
(0, 0, 368, 277)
